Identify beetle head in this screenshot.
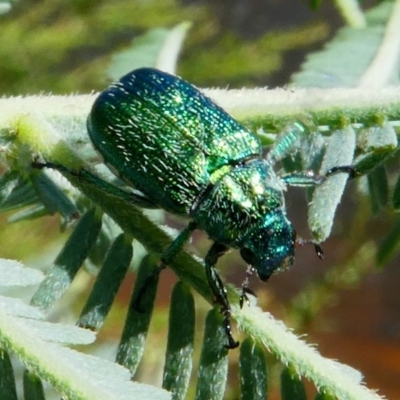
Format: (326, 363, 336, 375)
(240, 211, 296, 281)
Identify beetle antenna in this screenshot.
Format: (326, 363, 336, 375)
(296, 238, 324, 260)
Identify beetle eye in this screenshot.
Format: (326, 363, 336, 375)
(240, 248, 255, 265)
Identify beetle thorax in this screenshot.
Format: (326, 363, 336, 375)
(194, 159, 286, 248)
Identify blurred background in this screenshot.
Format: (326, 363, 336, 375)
(0, 0, 399, 399)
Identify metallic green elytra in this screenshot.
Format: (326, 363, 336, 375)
(87, 68, 351, 348)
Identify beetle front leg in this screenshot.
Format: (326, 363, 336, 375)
(281, 165, 356, 187)
(239, 265, 257, 308)
(205, 242, 239, 349)
(325, 165, 356, 178)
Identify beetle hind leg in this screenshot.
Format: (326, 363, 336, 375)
(31, 158, 160, 209)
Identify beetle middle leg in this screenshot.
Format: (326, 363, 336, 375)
(205, 242, 239, 349)
(132, 221, 198, 311)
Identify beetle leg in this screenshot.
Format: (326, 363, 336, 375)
(281, 165, 355, 187)
(325, 165, 356, 178)
(266, 122, 307, 166)
(161, 221, 198, 264)
(132, 221, 198, 311)
(31, 159, 159, 208)
(296, 237, 324, 259)
(239, 265, 257, 308)
(205, 242, 239, 349)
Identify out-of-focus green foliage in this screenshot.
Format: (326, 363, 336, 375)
(0, 0, 331, 94)
(0, 0, 196, 94)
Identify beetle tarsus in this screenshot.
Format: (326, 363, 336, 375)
(239, 287, 257, 308)
(326, 165, 356, 179)
(239, 265, 256, 308)
(223, 311, 239, 349)
(31, 158, 47, 170)
(314, 243, 324, 259)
